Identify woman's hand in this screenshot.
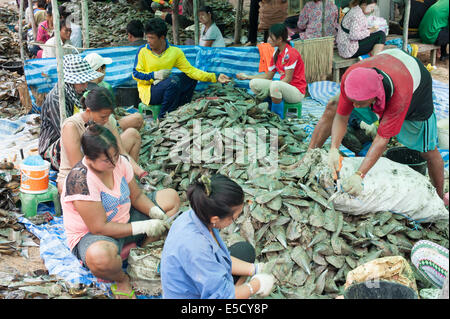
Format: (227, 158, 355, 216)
(236, 73, 249, 80)
(217, 73, 231, 84)
(369, 26, 379, 33)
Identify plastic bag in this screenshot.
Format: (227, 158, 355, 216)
(345, 256, 418, 296)
(126, 240, 164, 296)
(329, 156, 448, 223)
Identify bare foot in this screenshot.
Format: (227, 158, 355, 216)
(112, 276, 136, 299)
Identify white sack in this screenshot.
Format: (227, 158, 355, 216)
(329, 156, 448, 223)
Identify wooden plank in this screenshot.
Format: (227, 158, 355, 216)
(332, 52, 358, 68)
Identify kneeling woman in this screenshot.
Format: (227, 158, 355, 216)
(236, 23, 306, 119)
(160, 175, 275, 299)
(57, 86, 146, 193)
(61, 123, 180, 299)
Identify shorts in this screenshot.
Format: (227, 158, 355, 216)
(396, 111, 438, 153)
(228, 241, 256, 284)
(72, 191, 162, 267)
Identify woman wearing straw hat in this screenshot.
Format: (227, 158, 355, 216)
(39, 54, 105, 172)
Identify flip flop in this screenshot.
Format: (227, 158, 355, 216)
(110, 283, 135, 299)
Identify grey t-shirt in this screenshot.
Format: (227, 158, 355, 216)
(200, 23, 225, 47)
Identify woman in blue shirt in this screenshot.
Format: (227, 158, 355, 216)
(160, 174, 275, 299)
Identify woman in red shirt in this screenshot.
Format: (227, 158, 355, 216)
(236, 23, 306, 119)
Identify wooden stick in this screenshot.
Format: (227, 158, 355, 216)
(402, 0, 410, 52)
(193, 0, 199, 45)
(50, 0, 66, 127)
(18, 0, 25, 62)
(234, 0, 244, 44)
(81, 0, 90, 49)
(172, 0, 180, 45)
(28, 0, 37, 41)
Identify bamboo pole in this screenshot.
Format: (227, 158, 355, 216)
(234, 0, 244, 44)
(193, 0, 199, 45)
(18, 0, 25, 61)
(50, 0, 66, 126)
(28, 0, 37, 40)
(172, 0, 180, 45)
(81, 0, 90, 48)
(402, 0, 410, 52)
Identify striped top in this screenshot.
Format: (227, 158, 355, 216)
(337, 48, 433, 138)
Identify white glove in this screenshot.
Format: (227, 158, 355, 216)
(328, 148, 341, 173)
(154, 69, 171, 81)
(360, 121, 378, 139)
(131, 219, 169, 237)
(253, 263, 266, 275)
(251, 274, 275, 297)
(149, 205, 167, 220)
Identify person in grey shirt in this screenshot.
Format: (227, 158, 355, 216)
(198, 6, 225, 47)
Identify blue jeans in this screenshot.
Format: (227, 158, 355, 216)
(150, 73, 198, 119)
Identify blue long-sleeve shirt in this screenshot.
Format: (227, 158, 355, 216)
(160, 209, 235, 299)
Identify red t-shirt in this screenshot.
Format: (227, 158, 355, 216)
(268, 44, 307, 94)
(337, 51, 423, 138)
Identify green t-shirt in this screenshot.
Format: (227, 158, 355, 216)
(419, 0, 449, 44)
(83, 81, 114, 99)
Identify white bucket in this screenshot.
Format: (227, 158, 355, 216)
(20, 160, 50, 194)
(437, 119, 449, 150)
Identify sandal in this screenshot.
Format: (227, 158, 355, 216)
(110, 283, 135, 299)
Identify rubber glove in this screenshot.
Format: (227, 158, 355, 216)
(341, 173, 363, 196)
(255, 87, 270, 100)
(154, 69, 172, 81)
(360, 121, 378, 139)
(131, 219, 169, 237)
(253, 262, 266, 275)
(251, 274, 275, 297)
(148, 205, 168, 221)
(328, 148, 341, 173)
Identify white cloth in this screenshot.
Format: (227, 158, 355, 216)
(42, 37, 73, 58)
(70, 23, 82, 48)
(200, 23, 225, 47)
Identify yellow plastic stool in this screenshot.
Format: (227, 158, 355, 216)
(19, 183, 62, 218)
(138, 103, 161, 120)
(284, 102, 302, 119)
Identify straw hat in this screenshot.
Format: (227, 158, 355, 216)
(63, 54, 104, 84)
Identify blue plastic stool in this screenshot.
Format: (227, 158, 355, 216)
(19, 183, 61, 218)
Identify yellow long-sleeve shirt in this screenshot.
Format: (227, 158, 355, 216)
(132, 41, 217, 105)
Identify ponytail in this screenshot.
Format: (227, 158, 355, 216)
(187, 174, 244, 227)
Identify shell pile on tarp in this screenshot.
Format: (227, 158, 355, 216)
(0, 270, 109, 299)
(136, 82, 449, 298)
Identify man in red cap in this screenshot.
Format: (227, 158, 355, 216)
(322, 48, 443, 198)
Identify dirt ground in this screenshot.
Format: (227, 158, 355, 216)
(0, 0, 448, 277)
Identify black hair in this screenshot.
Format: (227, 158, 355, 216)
(199, 6, 215, 22)
(80, 86, 116, 112)
(350, 0, 377, 7)
(144, 18, 168, 38)
(127, 20, 144, 38)
(58, 6, 70, 19)
(269, 23, 289, 65)
(37, 0, 46, 9)
(187, 174, 244, 227)
(81, 123, 119, 165)
(46, 3, 52, 15)
(60, 18, 69, 31)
